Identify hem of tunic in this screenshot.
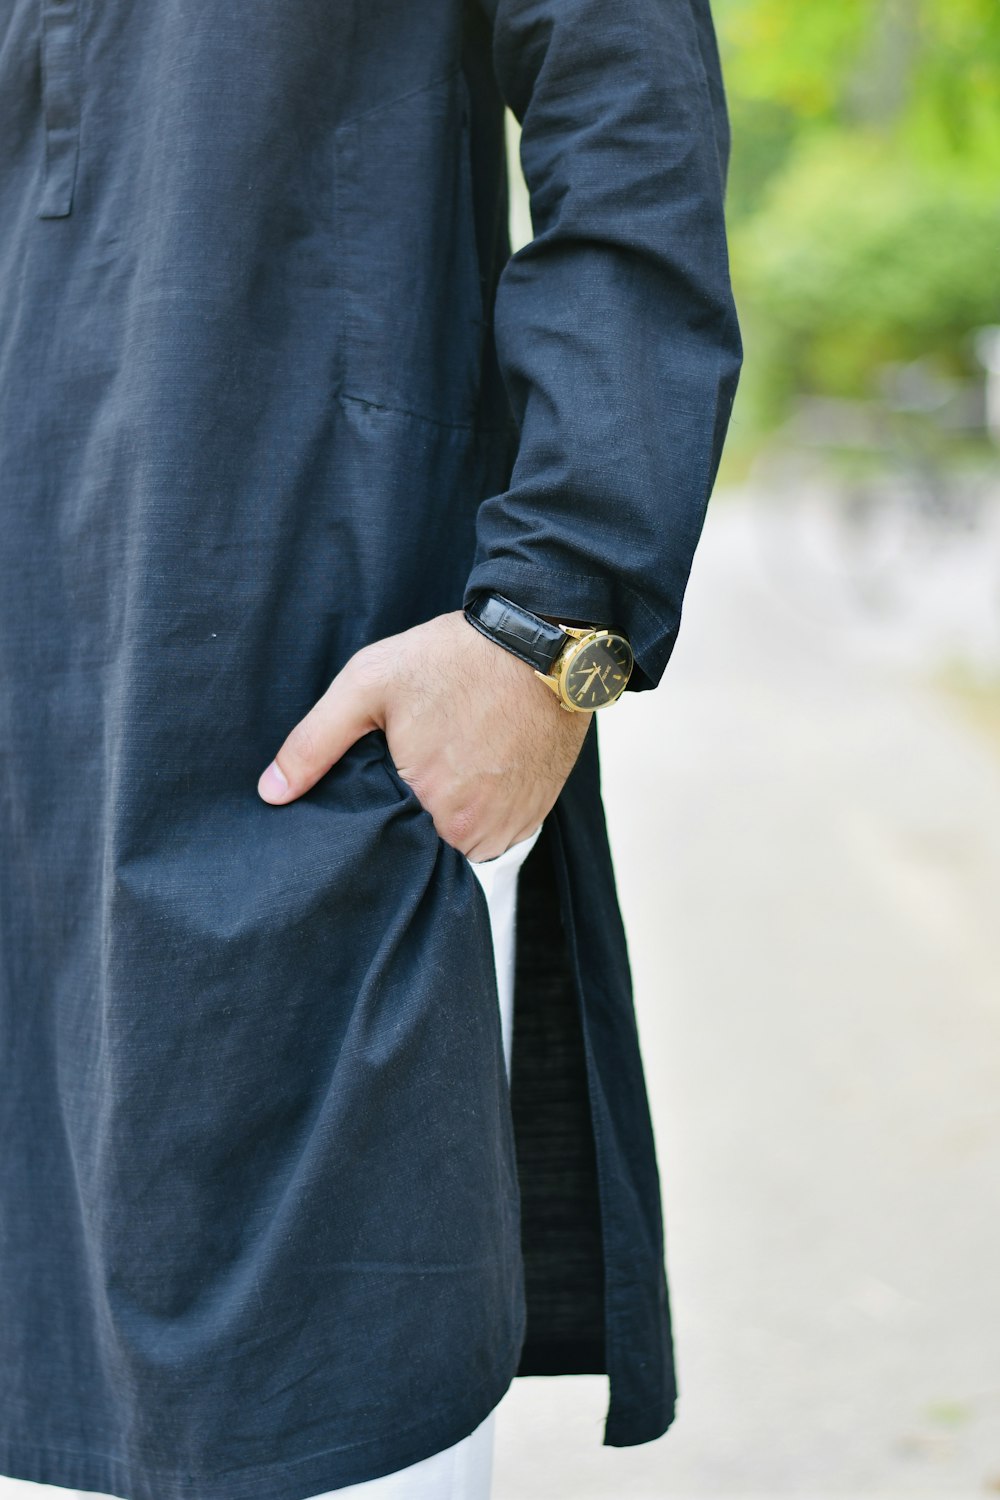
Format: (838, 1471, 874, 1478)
(602, 1393, 677, 1448)
(0, 1333, 522, 1500)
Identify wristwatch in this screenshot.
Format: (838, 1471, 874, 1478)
(464, 591, 634, 712)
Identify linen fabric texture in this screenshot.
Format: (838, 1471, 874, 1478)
(60, 839, 537, 1500)
(0, 0, 742, 1497)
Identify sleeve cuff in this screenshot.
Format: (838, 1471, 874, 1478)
(461, 563, 679, 694)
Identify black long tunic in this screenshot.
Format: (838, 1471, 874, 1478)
(0, 0, 742, 1495)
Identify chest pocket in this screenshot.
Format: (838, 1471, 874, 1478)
(37, 0, 82, 218)
(333, 67, 486, 430)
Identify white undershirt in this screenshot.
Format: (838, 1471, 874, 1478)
(467, 821, 545, 1080)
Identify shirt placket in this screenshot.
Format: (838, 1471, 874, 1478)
(37, 0, 81, 218)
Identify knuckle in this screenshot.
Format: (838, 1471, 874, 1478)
(439, 804, 478, 850)
(348, 641, 391, 692)
(283, 718, 321, 771)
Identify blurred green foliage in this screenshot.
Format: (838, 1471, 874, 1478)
(715, 0, 1000, 432)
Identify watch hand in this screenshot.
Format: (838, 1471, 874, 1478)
(582, 664, 613, 694)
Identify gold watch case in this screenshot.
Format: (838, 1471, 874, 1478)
(534, 625, 634, 712)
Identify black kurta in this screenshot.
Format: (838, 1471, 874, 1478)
(0, 0, 741, 1495)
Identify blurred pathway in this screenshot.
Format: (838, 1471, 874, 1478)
(494, 490, 1000, 1499)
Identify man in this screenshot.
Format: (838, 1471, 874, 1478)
(0, 0, 741, 1498)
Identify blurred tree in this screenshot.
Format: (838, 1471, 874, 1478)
(715, 0, 1000, 423)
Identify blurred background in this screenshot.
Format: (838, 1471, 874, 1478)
(495, 2, 1000, 1496)
(3, 9, 993, 1500)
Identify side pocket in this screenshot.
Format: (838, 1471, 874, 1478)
(37, 0, 81, 219)
(377, 739, 470, 864)
(377, 740, 436, 829)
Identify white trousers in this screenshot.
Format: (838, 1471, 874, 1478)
(72, 821, 543, 1500)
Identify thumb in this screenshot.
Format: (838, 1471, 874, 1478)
(257, 648, 387, 805)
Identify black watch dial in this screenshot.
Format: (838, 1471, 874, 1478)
(563, 634, 634, 709)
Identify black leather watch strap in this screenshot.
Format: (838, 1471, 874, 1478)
(463, 591, 571, 674)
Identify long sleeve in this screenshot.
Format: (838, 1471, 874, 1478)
(462, 0, 743, 692)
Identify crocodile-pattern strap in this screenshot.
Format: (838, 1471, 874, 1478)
(463, 591, 572, 674)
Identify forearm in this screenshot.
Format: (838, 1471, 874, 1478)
(463, 0, 742, 692)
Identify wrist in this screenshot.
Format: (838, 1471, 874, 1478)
(463, 592, 633, 711)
